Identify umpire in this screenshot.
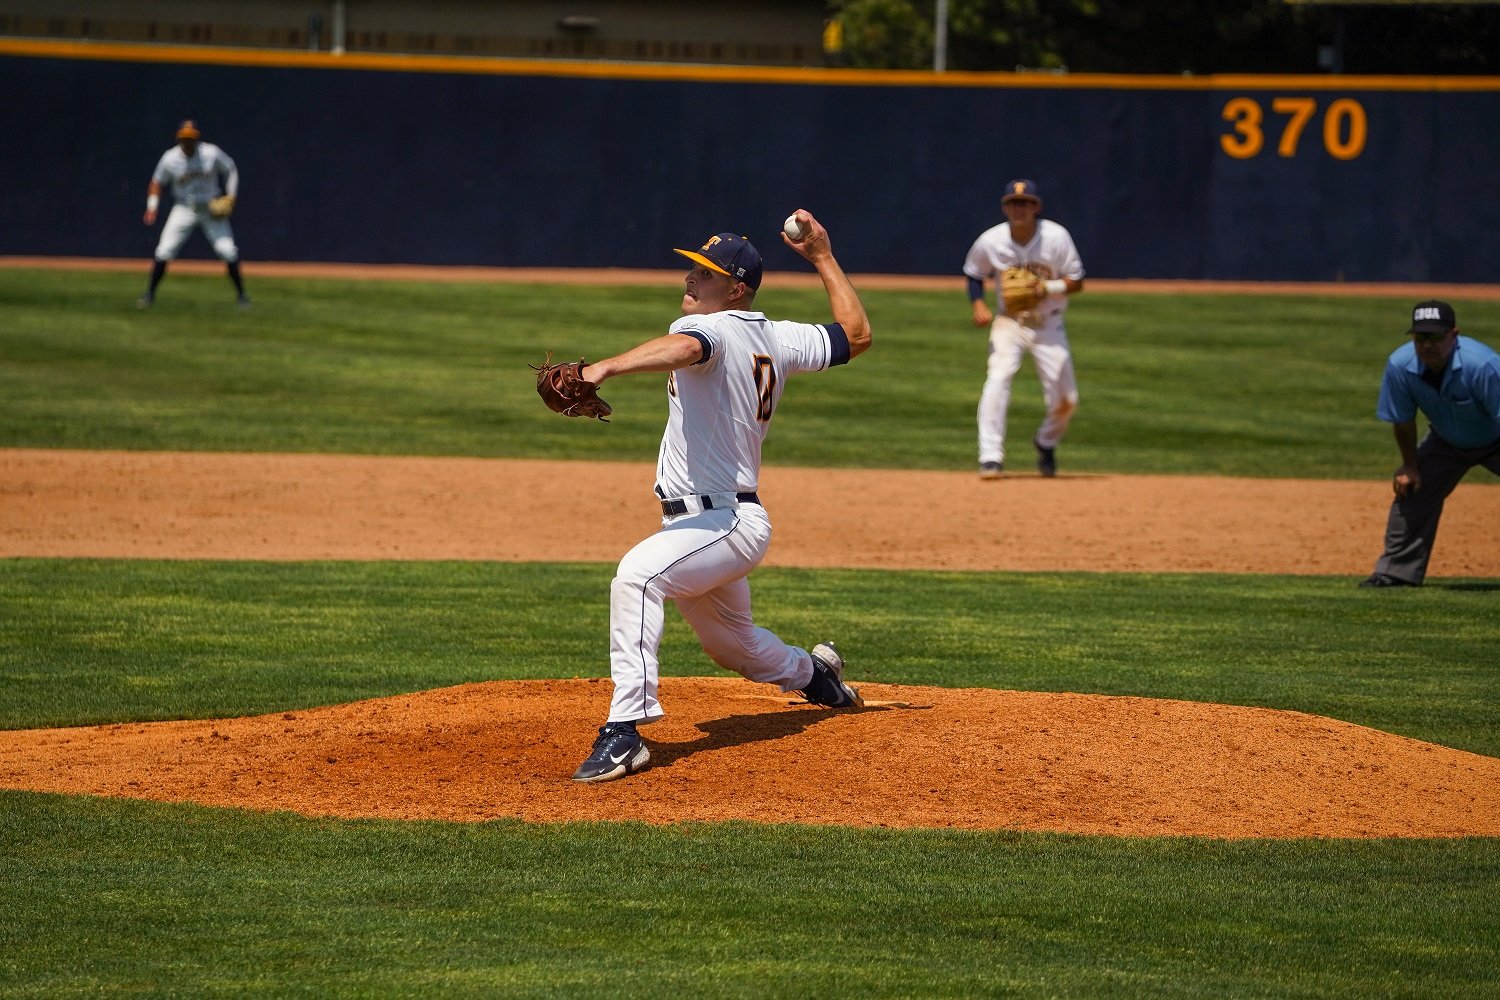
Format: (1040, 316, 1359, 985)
(1362, 300, 1500, 587)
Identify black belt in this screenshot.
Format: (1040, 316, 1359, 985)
(660, 492, 760, 516)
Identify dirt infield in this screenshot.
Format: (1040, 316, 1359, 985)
(5, 449, 1500, 575)
(3, 447, 1499, 837)
(8, 254, 1500, 299)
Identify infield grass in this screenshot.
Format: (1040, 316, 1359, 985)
(3, 560, 1499, 994)
(5, 794, 1498, 998)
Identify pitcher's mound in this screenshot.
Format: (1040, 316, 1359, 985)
(2, 677, 1497, 839)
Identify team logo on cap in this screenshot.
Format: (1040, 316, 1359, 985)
(1413, 306, 1442, 322)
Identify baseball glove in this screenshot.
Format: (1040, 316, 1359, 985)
(1000, 266, 1046, 314)
(532, 354, 612, 422)
(208, 195, 236, 218)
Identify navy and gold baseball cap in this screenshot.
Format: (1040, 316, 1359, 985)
(1001, 179, 1041, 203)
(674, 233, 763, 290)
(1409, 299, 1456, 335)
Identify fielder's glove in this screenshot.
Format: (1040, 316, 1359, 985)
(532, 354, 612, 422)
(209, 195, 236, 218)
(1000, 266, 1046, 314)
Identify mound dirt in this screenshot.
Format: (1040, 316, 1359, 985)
(2, 678, 1498, 839)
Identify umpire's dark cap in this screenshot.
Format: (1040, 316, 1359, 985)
(674, 232, 763, 290)
(1001, 179, 1041, 203)
(1409, 300, 1456, 334)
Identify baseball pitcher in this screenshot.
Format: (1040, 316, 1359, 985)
(534, 211, 871, 783)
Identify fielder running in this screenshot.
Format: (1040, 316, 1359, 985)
(138, 119, 250, 308)
(565, 211, 872, 783)
(964, 179, 1085, 478)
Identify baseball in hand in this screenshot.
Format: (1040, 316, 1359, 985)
(783, 213, 808, 240)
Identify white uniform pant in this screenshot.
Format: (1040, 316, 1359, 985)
(607, 502, 815, 723)
(978, 314, 1078, 465)
(154, 203, 239, 262)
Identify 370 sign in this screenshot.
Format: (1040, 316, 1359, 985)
(1220, 96, 1367, 160)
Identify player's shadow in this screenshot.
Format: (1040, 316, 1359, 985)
(648, 704, 899, 771)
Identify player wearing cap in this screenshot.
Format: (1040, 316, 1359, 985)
(568, 211, 872, 783)
(138, 120, 250, 308)
(1361, 299, 1500, 587)
(963, 179, 1085, 478)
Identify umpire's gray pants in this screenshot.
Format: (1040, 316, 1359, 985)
(1372, 431, 1500, 584)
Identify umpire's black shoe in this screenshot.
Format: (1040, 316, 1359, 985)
(136, 292, 154, 309)
(572, 722, 650, 783)
(1034, 438, 1057, 477)
(1359, 574, 1419, 588)
(799, 642, 864, 708)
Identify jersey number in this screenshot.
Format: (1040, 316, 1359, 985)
(752, 355, 777, 422)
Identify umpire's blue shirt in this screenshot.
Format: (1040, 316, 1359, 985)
(1377, 335, 1500, 448)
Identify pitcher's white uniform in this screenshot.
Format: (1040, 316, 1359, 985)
(607, 310, 850, 723)
(150, 141, 240, 263)
(964, 219, 1085, 465)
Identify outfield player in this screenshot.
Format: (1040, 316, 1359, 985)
(1361, 300, 1500, 587)
(568, 211, 872, 783)
(138, 120, 250, 308)
(964, 179, 1085, 478)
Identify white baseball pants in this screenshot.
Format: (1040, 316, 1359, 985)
(154, 203, 239, 262)
(607, 502, 815, 724)
(978, 315, 1078, 465)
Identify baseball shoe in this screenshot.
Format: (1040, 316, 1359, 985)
(1034, 438, 1057, 477)
(978, 461, 1003, 480)
(136, 293, 154, 309)
(572, 722, 650, 783)
(1359, 574, 1419, 588)
(236, 293, 253, 310)
(799, 642, 864, 708)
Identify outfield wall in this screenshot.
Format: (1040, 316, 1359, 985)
(2, 40, 1497, 282)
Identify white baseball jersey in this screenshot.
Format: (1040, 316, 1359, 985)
(152, 142, 238, 207)
(657, 310, 848, 498)
(964, 219, 1085, 324)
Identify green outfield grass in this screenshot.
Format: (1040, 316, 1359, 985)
(2, 267, 1497, 997)
(6, 268, 1498, 477)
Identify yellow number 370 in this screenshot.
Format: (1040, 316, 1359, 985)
(1221, 96, 1367, 160)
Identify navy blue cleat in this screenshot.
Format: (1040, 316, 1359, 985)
(799, 642, 864, 708)
(572, 722, 650, 783)
(1034, 437, 1057, 477)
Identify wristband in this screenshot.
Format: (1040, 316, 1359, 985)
(1044, 279, 1067, 297)
(146, 194, 160, 213)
